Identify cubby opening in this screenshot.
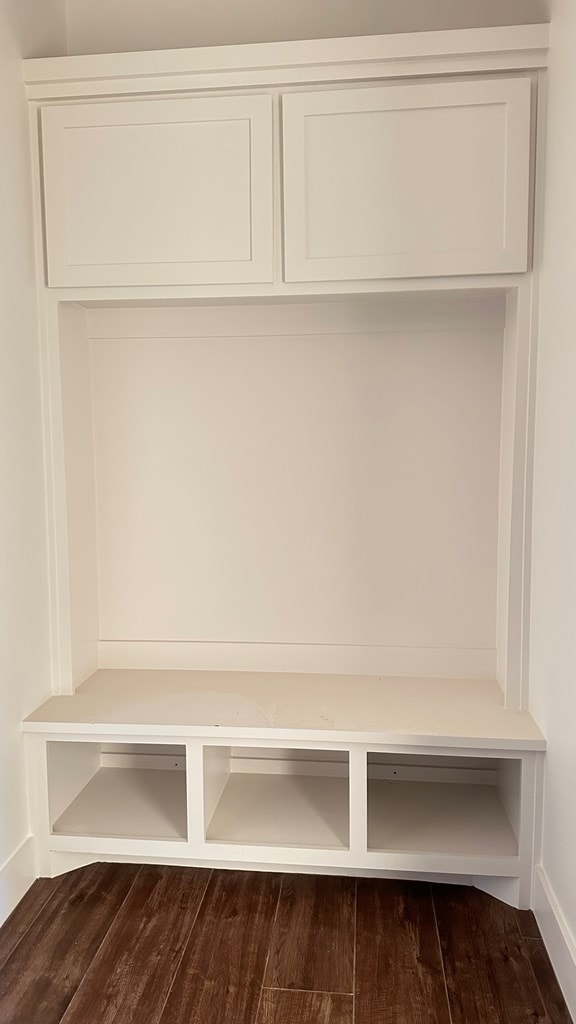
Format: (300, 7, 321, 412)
(203, 747, 350, 849)
(367, 753, 520, 858)
(47, 742, 188, 841)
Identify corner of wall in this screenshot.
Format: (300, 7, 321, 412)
(0, 837, 37, 927)
(534, 864, 576, 1021)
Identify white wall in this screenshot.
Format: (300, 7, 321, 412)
(65, 0, 549, 55)
(530, 0, 576, 1012)
(0, 0, 67, 921)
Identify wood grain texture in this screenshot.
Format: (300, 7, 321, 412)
(525, 938, 573, 1024)
(265, 875, 355, 994)
(517, 909, 542, 939)
(0, 867, 571, 1024)
(60, 865, 211, 1024)
(158, 870, 281, 1024)
(434, 885, 550, 1024)
(356, 879, 451, 1024)
(0, 876, 60, 971)
(0, 863, 139, 1024)
(257, 989, 353, 1024)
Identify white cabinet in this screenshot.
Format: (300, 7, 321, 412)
(41, 95, 274, 286)
(282, 78, 532, 282)
(40, 78, 532, 289)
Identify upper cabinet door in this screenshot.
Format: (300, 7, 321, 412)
(42, 95, 274, 287)
(282, 79, 532, 282)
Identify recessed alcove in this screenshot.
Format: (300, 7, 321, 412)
(56, 290, 514, 691)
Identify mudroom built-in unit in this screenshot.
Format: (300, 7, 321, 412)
(22, 23, 548, 908)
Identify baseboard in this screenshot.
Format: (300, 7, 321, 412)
(98, 640, 496, 679)
(0, 836, 36, 928)
(534, 864, 576, 1020)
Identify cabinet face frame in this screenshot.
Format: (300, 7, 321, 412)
(41, 94, 274, 287)
(282, 77, 532, 283)
(29, 734, 539, 910)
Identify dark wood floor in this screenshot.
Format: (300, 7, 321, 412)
(0, 864, 571, 1024)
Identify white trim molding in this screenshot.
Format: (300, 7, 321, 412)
(22, 25, 549, 100)
(534, 865, 576, 1020)
(0, 836, 37, 928)
(98, 640, 497, 679)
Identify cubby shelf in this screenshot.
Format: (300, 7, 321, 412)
(205, 773, 350, 849)
(52, 766, 187, 842)
(367, 779, 517, 858)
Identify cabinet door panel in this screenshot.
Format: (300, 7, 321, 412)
(42, 95, 273, 286)
(283, 79, 531, 281)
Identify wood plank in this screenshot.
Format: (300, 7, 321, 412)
(434, 885, 550, 1023)
(264, 875, 355, 994)
(60, 865, 211, 1024)
(257, 989, 353, 1024)
(0, 876, 61, 971)
(525, 938, 573, 1024)
(516, 908, 542, 938)
(0, 862, 139, 1024)
(356, 879, 450, 1024)
(158, 870, 281, 1024)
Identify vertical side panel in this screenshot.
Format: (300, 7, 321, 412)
(349, 746, 367, 859)
(43, 297, 75, 694)
(202, 745, 231, 837)
(499, 279, 538, 709)
(47, 741, 101, 827)
(59, 304, 100, 686)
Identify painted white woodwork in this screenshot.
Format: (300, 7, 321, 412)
(283, 78, 532, 282)
(46, 741, 101, 826)
(19, 25, 548, 913)
(85, 292, 506, 337)
(52, 769, 187, 841)
(99, 751, 186, 770)
(31, 276, 528, 304)
(23, 670, 545, 749)
(534, 867, 576, 1021)
(367, 778, 518, 856)
(202, 746, 231, 832)
(97, 642, 497, 679)
(42, 289, 536, 690)
(47, 741, 188, 841)
(87, 304, 501, 661)
(32, 735, 539, 904)
(58, 304, 99, 686)
(229, 748, 499, 781)
(497, 280, 539, 707)
(22, 26, 549, 101)
(206, 774, 350, 849)
(41, 95, 274, 287)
